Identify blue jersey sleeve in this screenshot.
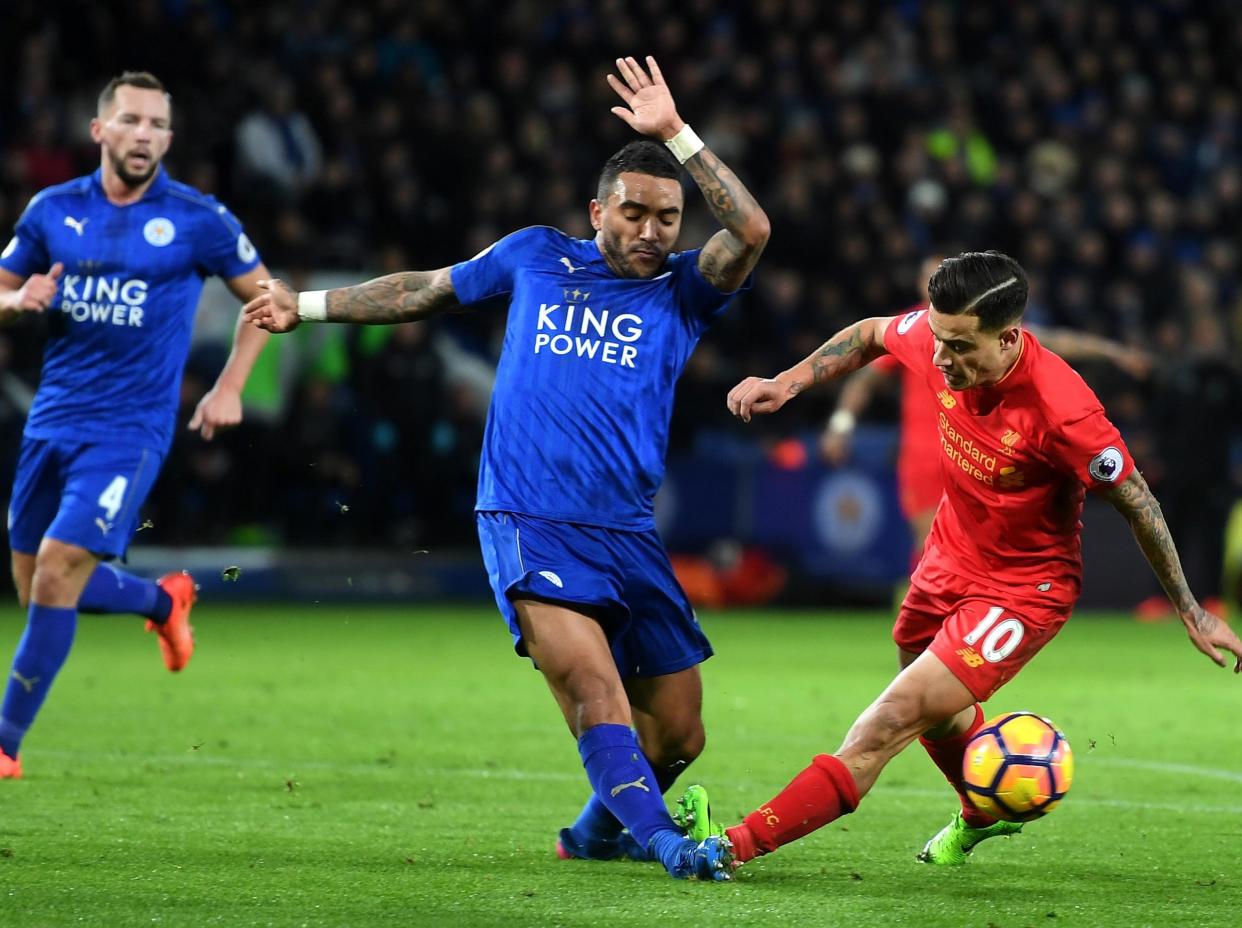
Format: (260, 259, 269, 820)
(194, 199, 262, 280)
(0, 196, 51, 279)
(451, 227, 550, 305)
(671, 248, 753, 329)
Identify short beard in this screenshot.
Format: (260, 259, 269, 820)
(599, 230, 661, 280)
(110, 150, 158, 188)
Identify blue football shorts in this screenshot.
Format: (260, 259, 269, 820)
(8, 436, 164, 559)
(476, 510, 712, 678)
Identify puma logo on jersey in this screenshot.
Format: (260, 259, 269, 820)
(559, 256, 584, 273)
(538, 570, 564, 589)
(64, 216, 88, 236)
(610, 776, 650, 797)
(11, 670, 40, 694)
(95, 517, 113, 535)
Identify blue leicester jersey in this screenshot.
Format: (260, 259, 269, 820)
(0, 168, 261, 451)
(452, 225, 747, 530)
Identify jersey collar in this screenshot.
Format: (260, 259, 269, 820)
(91, 165, 170, 202)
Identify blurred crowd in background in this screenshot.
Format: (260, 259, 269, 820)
(1, 1, 1241, 580)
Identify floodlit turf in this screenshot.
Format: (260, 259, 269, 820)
(1, 604, 1239, 927)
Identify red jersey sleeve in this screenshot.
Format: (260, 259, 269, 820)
(882, 309, 933, 372)
(1045, 408, 1135, 490)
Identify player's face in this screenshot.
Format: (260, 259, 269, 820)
(91, 86, 173, 187)
(590, 172, 683, 279)
(928, 308, 1022, 390)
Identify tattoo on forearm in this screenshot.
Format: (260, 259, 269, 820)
(809, 326, 866, 385)
(1107, 471, 1196, 614)
(685, 149, 751, 228)
(687, 148, 768, 289)
(327, 270, 456, 323)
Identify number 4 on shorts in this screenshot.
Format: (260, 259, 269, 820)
(97, 475, 129, 521)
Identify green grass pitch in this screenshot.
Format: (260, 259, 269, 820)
(1, 604, 1238, 927)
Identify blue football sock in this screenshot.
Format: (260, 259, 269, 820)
(0, 604, 77, 757)
(77, 564, 170, 621)
(569, 754, 685, 841)
(577, 724, 681, 862)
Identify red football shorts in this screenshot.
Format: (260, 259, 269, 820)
(893, 575, 1071, 702)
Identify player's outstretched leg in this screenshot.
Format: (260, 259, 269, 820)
(917, 810, 1023, 865)
(145, 571, 196, 672)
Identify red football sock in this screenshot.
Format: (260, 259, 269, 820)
(728, 754, 861, 862)
(919, 703, 996, 828)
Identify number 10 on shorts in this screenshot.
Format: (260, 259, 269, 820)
(964, 606, 1025, 663)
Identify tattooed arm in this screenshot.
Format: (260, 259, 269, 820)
(242, 268, 458, 333)
(726, 316, 893, 422)
(606, 55, 769, 292)
(685, 148, 770, 292)
(1102, 469, 1242, 672)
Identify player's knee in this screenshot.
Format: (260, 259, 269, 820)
(863, 691, 929, 750)
(645, 721, 705, 769)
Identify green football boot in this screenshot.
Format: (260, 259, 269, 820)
(917, 810, 1024, 865)
(675, 784, 726, 842)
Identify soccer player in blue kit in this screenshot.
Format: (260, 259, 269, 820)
(0, 72, 272, 779)
(244, 56, 769, 880)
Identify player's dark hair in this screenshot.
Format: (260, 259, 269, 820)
(596, 140, 680, 201)
(927, 250, 1029, 331)
(98, 71, 170, 114)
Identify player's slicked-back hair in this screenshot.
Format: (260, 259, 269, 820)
(98, 71, 170, 114)
(596, 140, 681, 202)
(928, 250, 1029, 331)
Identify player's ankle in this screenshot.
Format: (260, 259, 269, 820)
(725, 823, 760, 862)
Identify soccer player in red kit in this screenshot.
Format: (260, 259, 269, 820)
(821, 254, 1151, 565)
(690, 251, 1242, 870)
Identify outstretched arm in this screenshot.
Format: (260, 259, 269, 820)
(243, 267, 458, 333)
(727, 316, 893, 422)
(608, 56, 770, 292)
(1102, 469, 1242, 671)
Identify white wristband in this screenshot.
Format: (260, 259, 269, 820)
(297, 290, 327, 322)
(663, 124, 704, 165)
(827, 409, 857, 435)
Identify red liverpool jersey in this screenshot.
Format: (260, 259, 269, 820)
(883, 309, 1135, 602)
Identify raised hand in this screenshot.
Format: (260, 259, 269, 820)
(243, 278, 301, 333)
(606, 56, 684, 141)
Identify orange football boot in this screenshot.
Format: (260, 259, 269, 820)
(146, 571, 197, 672)
(0, 747, 21, 780)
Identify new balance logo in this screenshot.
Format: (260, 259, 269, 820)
(955, 647, 984, 668)
(559, 256, 584, 273)
(11, 670, 40, 694)
(64, 216, 88, 236)
(937, 390, 957, 409)
(610, 776, 650, 797)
